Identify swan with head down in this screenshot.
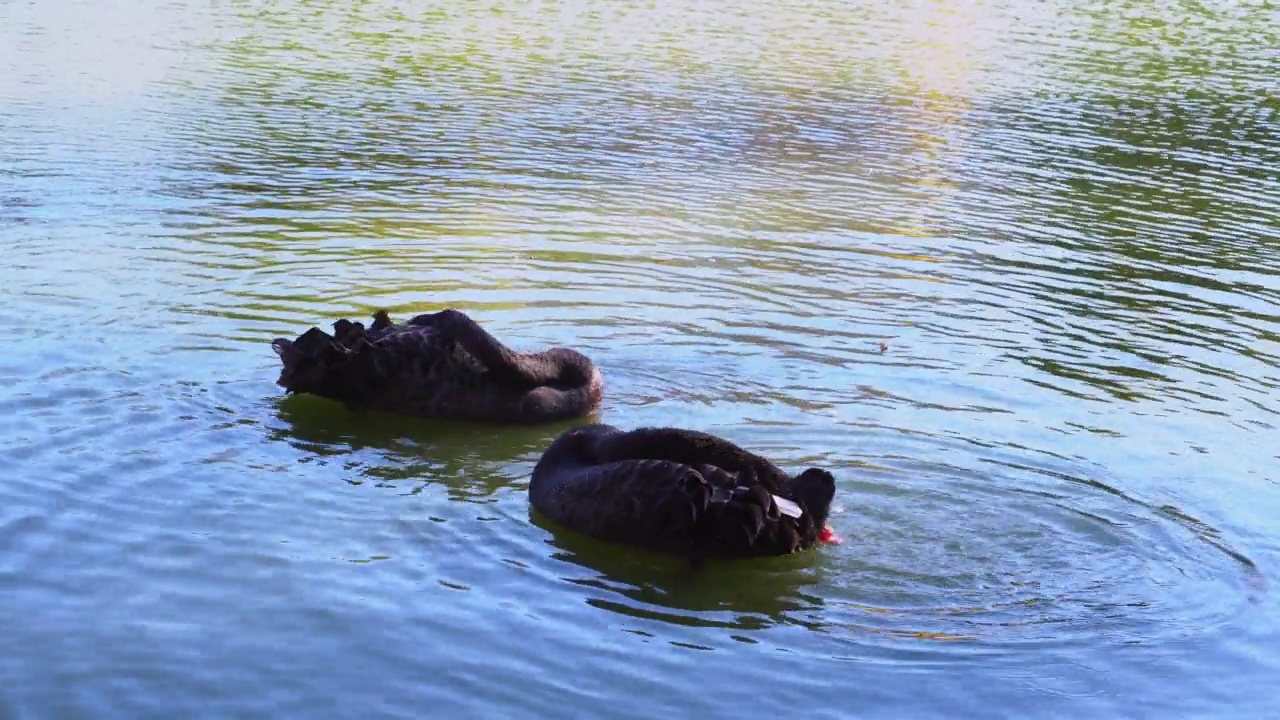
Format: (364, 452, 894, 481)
(270, 308, 603, 424)
(530, 423, 838, 564)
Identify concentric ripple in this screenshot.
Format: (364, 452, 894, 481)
(524, 428, 1263, 656)
(818, 449, 1262, 650)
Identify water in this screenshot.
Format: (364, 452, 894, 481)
(3, 0, 1278, 717)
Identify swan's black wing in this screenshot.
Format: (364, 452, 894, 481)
(589, 426, 792, 491)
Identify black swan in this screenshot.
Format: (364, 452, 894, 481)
(270, 308, 603, 424)
(530, 423, 838, 562)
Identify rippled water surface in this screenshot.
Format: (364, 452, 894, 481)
(3, 1, 1279, 717)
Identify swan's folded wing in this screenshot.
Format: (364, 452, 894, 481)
(594, 427, 791, 490)
(534, 459, 713, 545)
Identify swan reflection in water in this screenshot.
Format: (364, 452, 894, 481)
(530, 508, 832, 633)
(267, 393, 576, 500)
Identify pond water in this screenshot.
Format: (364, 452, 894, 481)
(3, 1, 1279, 717)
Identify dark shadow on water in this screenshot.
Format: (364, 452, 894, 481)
(531, 510, 993, 649)
(266, 392, 594, 500)
(528, 508, 829, 632)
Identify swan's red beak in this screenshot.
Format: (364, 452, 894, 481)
(818, 525, 843, 544)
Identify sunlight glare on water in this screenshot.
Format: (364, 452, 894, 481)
(2, 1, 1279, 718)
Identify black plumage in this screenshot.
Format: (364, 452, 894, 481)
(530, 424, 836, 562)
(270, 309, 603, 424)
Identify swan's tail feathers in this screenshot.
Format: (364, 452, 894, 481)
(371, 310, 394, 332)
(272, 327, 341, 395)
(270, 324, 383, 407)
(271, 310, 407, 404)
(332, 319, 369, 345)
